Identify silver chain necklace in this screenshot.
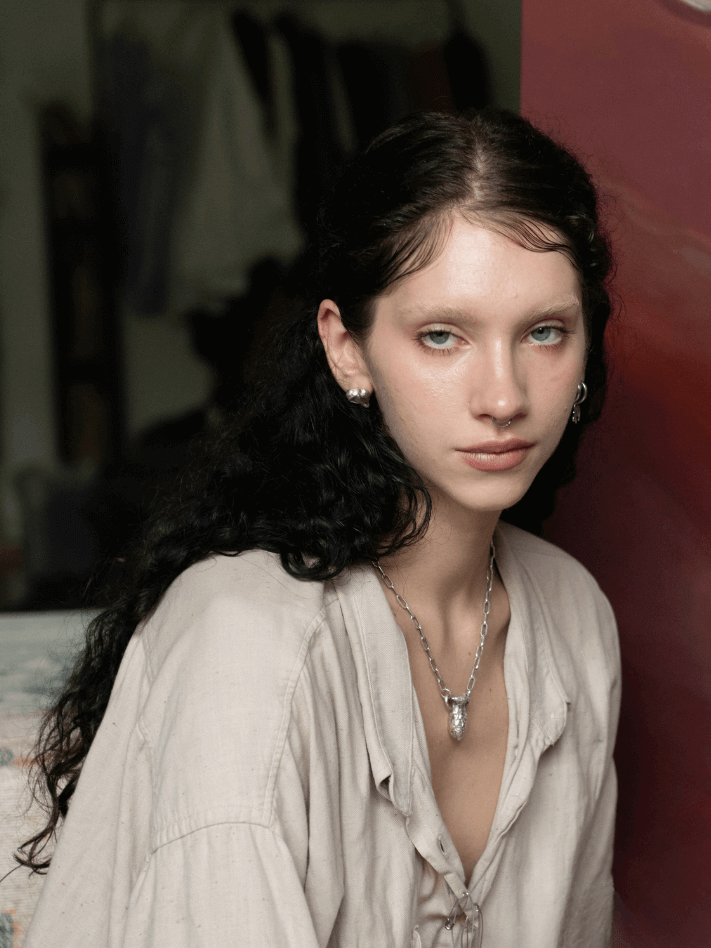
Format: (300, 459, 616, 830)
(374, 543, 495, 742)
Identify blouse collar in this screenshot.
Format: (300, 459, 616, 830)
(334, 521, 570, 817)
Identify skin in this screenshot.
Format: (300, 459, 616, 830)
(318, 215, 587, 882)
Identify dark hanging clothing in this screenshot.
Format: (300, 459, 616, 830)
(275, 15, 353, 231)
(443, 29, 491, 112)
(336, 43, 413, 149)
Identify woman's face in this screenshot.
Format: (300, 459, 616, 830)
(321, 216, 588, 519)
(319, 215, 586, 512)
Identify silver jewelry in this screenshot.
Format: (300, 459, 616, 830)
(571, 381, 588, 424)
(491, 417, 512, 429)
(345, 388, 370, 408)
(374, 543, 495, 741)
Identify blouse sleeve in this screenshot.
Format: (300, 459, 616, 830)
(24, 554, 346, 948)
(120, 822, 324, 948)
(560, 588, 621, 948)
(559, 756, 618, 947)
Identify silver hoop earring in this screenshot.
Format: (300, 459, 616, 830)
(571, 381, 588, 424)
(492, 417, 512, 429)
(346, 388, 371, 408)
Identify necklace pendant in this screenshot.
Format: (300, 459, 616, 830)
(446, 694, 470, 741)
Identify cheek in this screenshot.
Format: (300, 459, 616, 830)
(371, 343, 466, 408)
(533, 368, 582, 446)
(533, 344, 585, 403)
(373, 385, 423, 451)
(539, 381, 575, 431)
(369, 365, 445, 457)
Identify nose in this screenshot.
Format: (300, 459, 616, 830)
(469, 341, 528, 424)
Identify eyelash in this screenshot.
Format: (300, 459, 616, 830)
(416, 325, 571, 354)
(527, 325, 571, 347)
(416, 328, 460, 355)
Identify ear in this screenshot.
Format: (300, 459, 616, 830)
(317, 299, 374, 395)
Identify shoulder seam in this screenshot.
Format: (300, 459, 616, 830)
(144, 609, 328, 853)
(151, 816, 290, 855)
(263, 609, 332, 827)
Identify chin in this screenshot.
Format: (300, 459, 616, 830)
(458, 449, 559, 514)
(436, 480, 535, 518)
(421, 451, 551, 517)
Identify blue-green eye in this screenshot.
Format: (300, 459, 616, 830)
(422, 329, 457, 349)
(530, 325, 562, 345)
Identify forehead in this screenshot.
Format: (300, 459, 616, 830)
(378, 216, 581, 321)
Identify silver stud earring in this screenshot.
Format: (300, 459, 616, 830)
(571, 381, 588, 424)
(345, 388, 371, 408)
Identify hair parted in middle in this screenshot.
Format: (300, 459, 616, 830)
(21, 108, 614, 871)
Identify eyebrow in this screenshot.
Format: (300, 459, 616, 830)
(401, 297, 583, 324)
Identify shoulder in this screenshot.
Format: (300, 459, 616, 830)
(498, 521, 612, 617)
(135, 552, 341, 838)
(497, 522, 620, 689)
(141, 549, 335, 680)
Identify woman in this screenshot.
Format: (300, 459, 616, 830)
(23, 109, 619, 948)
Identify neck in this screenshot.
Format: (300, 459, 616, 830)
(379, 499, 500, 628)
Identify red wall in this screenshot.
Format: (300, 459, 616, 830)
(521, 2, 711, 945)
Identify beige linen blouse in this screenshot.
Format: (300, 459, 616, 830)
(25, 522, 620, 948)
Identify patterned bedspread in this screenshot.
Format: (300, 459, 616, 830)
(0, 612, 87, 948)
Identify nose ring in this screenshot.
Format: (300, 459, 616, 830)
(492, 416, 512, 429)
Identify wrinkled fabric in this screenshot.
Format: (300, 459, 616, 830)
(25, 522, 620, 948)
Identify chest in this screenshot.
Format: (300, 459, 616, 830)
(316, 593, 607, 946)
(408, 637, 510, 882)
(323, 696, 594, 948)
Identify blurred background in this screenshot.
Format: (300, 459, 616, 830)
(0, 0, 517, 612)
(1, 2, 711, 947)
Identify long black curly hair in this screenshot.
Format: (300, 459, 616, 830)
(21, 108, 613, 870)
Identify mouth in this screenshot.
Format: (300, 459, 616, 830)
(457, 439, 535, 472)
(459, 439, 535, 455)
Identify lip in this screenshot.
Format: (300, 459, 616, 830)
(458, 439, 534, 454)
(457, 439, 535, 472)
